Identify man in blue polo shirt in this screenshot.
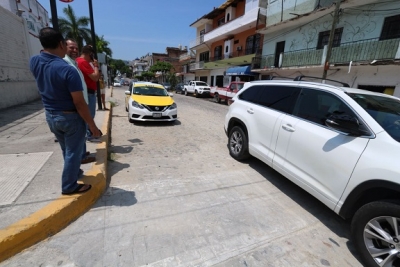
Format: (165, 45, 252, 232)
(30, 27, 101, 195)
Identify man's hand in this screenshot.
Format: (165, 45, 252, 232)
(92, 59, 98, 67)
(88, 124, 102, 138)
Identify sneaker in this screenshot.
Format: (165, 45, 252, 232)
(87, 137, 102, 143)
(81, 156, 96, 164)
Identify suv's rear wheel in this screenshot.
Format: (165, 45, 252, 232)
(228, 126, 250, 161)
(351, 201, 400, 267)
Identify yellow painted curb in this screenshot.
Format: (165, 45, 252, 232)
(0, 105, 112, 263)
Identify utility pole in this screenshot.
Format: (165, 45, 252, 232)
(322, 0, 341, 80)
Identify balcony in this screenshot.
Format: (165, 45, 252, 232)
(189, 8, 259, 49)
(179, 51, 196, 62)
(253, 37, 400, 70)
(189, 61, 204, 71)
(204, 8, 259, 44)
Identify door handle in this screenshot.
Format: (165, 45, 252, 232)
(247, 108, 254, 114)
(282, 124, 295, 132)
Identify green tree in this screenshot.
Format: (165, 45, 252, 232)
(167, 73, 178, 90)
(96, 35, 112, 58)
(141, 71, 155, 81)
(58, 5, 91, 51)
(149, 61, 174, 83)
(108, 58, 132, 78)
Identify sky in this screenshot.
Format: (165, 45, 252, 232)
(39, 0, 226, 61)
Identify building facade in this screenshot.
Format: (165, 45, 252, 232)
(254, 0, 400, 96)
(188, 0, 266, 87)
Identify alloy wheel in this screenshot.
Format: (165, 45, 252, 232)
(363, 216, 400, 266)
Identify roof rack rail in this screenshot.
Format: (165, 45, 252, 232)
(293, 75, 350, 87)
(269, 76, 293, 80)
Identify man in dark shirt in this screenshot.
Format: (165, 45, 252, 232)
(30, 27, 101, 195)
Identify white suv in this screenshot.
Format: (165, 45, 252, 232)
(224, 77, 400, 267)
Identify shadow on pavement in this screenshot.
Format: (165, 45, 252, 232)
(245, 157, 363, 265)
(0, 100, 43, 130)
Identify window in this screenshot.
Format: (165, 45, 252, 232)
(199, 51, 209, 62)
(380, 15, 400, 40)
(293, 88, 355, 126)
(214, 46, 222, 60)
(226, 14, 230, 22)
(217, 17, 225, 26)
(245, 34, 261, 55)
(257, 86, 299, 113)
(317, 28, 343, 49)
(239, 85, 263, 103)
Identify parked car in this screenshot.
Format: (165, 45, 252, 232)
(113, 81, 121, 87)
(175, 83, 184, 94)
(224, 76, 400, 267)
(210, 82, 245, 104)
(183, 81, 211, 97)
(162, 82, 171, 91)
(125, 81, 177, 122)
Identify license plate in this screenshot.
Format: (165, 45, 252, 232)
(153, 113, 162, 118)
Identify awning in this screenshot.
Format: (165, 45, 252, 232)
(225, 65, 256, 76)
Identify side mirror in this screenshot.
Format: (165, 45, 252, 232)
(325, 114, 369, 136)
(125, 90, 131, 95)
(169, 93, 174, 97)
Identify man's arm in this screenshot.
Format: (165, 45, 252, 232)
(88, 59, 100, 82)
(71, 91, 101, 137)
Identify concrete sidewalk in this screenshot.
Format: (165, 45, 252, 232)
(0, 88, 113, 263)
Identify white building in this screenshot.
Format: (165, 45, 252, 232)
(254, 0, 400, 96)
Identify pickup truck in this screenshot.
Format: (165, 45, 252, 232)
(184, 81, 211, 98)
(210, 82, 245, 105)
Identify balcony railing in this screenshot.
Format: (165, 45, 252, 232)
(331, 37, 400, 64)
(281, 48, 323, 67)
(189, 61, 204, 71)
(252, 37, 400, 70)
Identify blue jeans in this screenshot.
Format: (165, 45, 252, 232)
(45, 110, 86, 193)
(87, 93, 97, 138)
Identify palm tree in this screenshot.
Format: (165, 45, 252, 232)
(58, 5, 92, 51)
(96, 35, 112, 58)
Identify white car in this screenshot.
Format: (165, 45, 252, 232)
(224, 76, 400, 267)
(125, 81, 177, 122)
(113, 82, 121, 87)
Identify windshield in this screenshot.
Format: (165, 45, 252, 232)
(133, 86, 169, 96)
(349, 93, 400, 142)
(196, 82, 208, 86)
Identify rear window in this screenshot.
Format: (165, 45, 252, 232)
(349, 93, 400, 142)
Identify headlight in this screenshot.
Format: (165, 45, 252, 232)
(168, 103, 177, 110)
(131, 101, 144, 109)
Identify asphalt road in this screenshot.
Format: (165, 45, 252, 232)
(1, 87, 363, 267)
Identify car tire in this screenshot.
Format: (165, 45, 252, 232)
(194, 90, 199, 98)
(351, 200, 400, 267)
(214, 93, 221, 103)
(228, 126, 250, 161)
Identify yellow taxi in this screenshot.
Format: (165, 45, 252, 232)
(125, 82, 177, 122)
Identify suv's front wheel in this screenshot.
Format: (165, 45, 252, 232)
(351, 201, 400, 267)
(228, 126, 250, 161)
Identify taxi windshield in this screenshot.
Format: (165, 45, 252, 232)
(133, 86, 169, 96)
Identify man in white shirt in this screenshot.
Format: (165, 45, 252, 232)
(63, 38, 96, 165)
